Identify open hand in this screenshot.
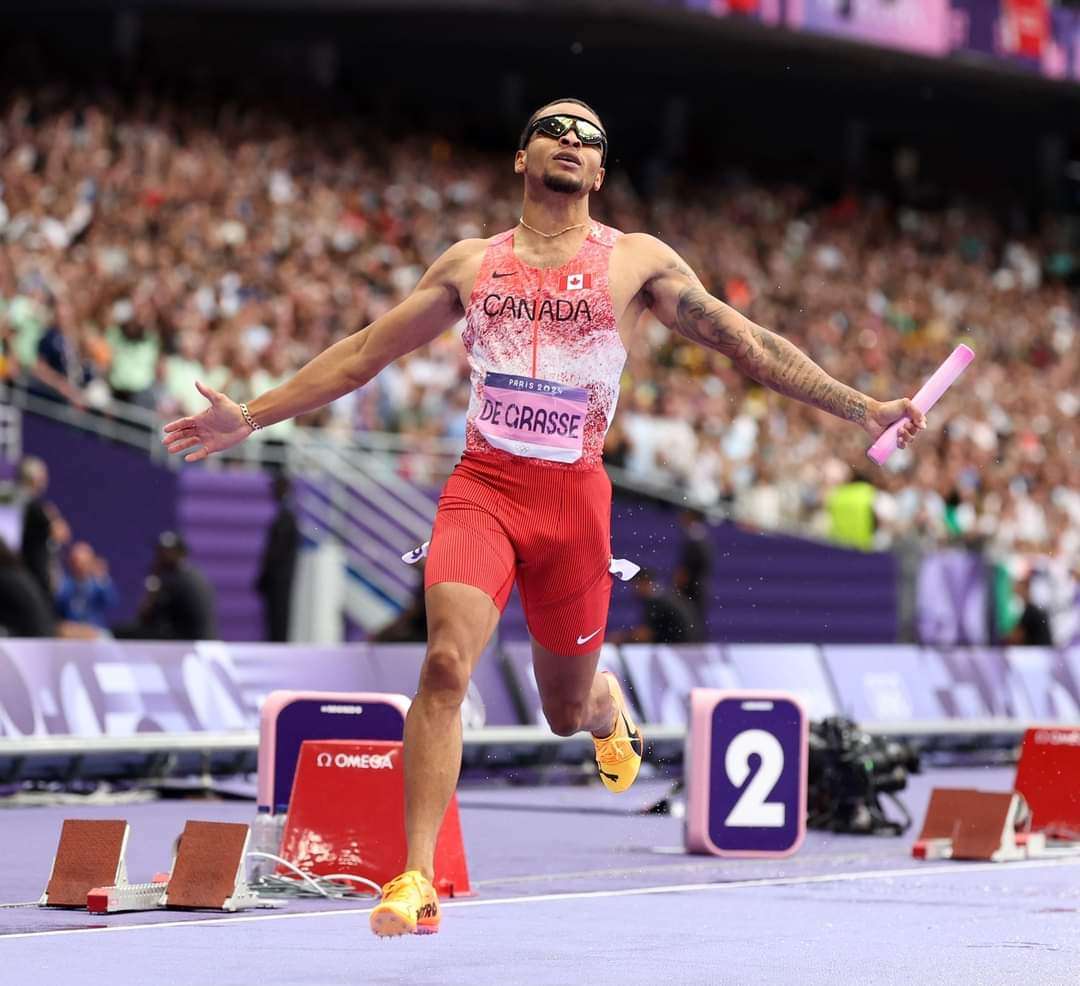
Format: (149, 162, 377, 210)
(161, 381, 251, 462)
(864, 398, 926, 450)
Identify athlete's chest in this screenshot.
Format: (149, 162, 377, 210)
(466, 265, 616, 347)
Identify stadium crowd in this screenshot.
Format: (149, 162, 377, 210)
(0, 86, 1077, 594)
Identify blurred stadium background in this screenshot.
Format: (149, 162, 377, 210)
(0, 0, 1078, 795)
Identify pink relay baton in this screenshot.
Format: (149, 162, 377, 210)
(866, 344, 975, 465)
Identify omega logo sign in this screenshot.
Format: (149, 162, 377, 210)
(1034, 730, 1080, 747)
(315, 751, 394, 769)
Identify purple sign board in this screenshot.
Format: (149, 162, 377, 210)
(822, 644, 996, 720)
(617, 643, 839, 725)
(2, 639, 1079, 744)
(725, 644, 840, 721)
(822, 644, 1080, 723)
(686, 690, 808, 856)
(1003, 646, 1080, 721)
(917, 550, 990, 646)
(0, 638, 519, 740)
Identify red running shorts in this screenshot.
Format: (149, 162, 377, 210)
(424, 452, 613, 656)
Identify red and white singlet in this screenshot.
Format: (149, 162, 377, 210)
(462, 222, 627, 469)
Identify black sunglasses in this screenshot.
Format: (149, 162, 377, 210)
(522, 115, 608, 166)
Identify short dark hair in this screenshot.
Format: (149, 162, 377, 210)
(518, 97, 606, 163)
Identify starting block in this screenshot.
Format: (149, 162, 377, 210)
(160, 821, 272, 911)
(912, 789, 1030, 862)
(278, 739, 472, 897)
(913, 726, 1080, 863)
(42, 819, 278, 913)
(685, 690, 808, 857)
(40, 819, 131, 908)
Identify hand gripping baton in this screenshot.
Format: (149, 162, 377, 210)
(867, 344, 974, 465)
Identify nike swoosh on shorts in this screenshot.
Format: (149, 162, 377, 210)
(576, 628, 602, 645)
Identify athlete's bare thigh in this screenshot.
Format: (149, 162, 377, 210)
(425, 582, 501, 671)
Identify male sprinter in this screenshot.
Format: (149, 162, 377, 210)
(163, 98, 926, 936)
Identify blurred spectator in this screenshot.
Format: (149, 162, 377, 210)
(28, 297, 90, 408)
(614, 568, 699, 644)
(114, 532, 218, 640)
(0, 537, 56, 636)
(0, 538, 99, 638)
(106, 316, 160, 408)
(1007, 571, 1054, 647)
(161, 331, 207, 416)
(56, 540, 117, 629)
(254, 475, 300, 642)
(673, 508, 712, 628)
(827, 469, 877, 551)
(17, 456, 69, 598)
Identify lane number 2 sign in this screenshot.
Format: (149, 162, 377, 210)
(685, 690, 808, 857)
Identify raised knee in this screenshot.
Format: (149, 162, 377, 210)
(418, 646, 471, 705)
(543, 703, 587, 738)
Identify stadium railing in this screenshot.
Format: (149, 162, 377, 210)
(0, 719, 1034, 787)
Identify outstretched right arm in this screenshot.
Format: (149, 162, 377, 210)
(162, 240, 479, 461)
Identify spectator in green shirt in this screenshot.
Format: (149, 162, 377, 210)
(162, 331, 208, 417)
(827, 471, 877, 551)
(106, 318, 160, 407)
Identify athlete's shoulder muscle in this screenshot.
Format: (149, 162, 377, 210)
(420, 237, 492, 309)
(609, 232, 703, 318)
(622, 233, 700, 281)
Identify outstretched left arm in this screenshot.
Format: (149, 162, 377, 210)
(633, 234, 925, 447)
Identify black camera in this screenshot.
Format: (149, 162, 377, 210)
(807, 717, 920, 836)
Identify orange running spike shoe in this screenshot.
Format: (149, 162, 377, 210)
(592, 671, 644, 794)
(370, 870, 441, 937)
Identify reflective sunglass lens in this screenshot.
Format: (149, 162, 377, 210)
(562, 118, 603, 145)
(537, 117, 570, 137)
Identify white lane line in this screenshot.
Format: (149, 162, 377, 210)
(4, 857, 1078, 942)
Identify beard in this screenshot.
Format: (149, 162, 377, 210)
(541, 170, 585, 195)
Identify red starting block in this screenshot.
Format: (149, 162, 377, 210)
(278, 739, 472, 897)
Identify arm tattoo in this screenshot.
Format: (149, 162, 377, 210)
(643, 259, 697, 308)
(674, 285, 868, 425)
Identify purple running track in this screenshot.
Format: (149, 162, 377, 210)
(2, 768, 1078, 985)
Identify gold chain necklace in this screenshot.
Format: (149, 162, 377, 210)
(518, 217, 589, 239)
